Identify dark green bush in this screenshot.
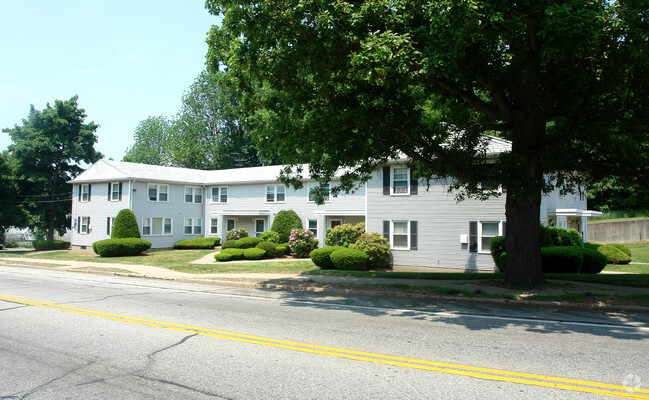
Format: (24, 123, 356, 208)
(33, 240, 70, 251)
(598, 244, 631, 264)
(325, 222, 365, 247)
(499, 252, 507, 272)
(330, 248, 370, 270)
(92, 238, 151, 257)
(235, 237, 264, 249)
(275, 245, 288, 257)
(607, 243, 631, 257)
(310, 246, 346, 269)
(260, 230, 280, 244)
(174, 237, 221, 249)
(541, 246, 583, 273)
(538, 226, 554, 248)
(548, 227, 574, 247)
(580, 248, 608, 274)
(271, 210, 303, 243)
(567, 229, 583, 247)
(214, 248, 244, 261)
(349, 233, 392, 269)
(221, 240, 237, 249)
(243, 247, 266, 260)
(256, 241, 276, 258)
(490, 236, 506, 272)
(584, 242, 602, 251)
(111, 209, 141, 239)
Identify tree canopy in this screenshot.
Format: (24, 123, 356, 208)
(3, 96, 102, 241)
(0, 152, 27, 231)
(206, 0, 649, 286)
(123, 116, 173, 166)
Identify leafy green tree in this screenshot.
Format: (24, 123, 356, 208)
(3, 96, 102, 241)
(207, 0, 649, 286)
(587, 176, 649, 214)
(123, 116, 173, 166)
(0, 152, 27, 230)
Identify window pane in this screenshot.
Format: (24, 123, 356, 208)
(159, 186, 168, 201)
(185, 187, 193, 203)
(194, 222, 201, 235)
(393, 234, 408, 248)
(309, 220, 317, 229)
(164, 219, 172, 234)
(266, 186, 275, 202)
(195, 188, 202, 203)
(184, 218, 192, 234)
(482, 222, 499, 237)
(152, 218, 163, 235)
(393, 221, 408, 234)
(212, 187, 219, 201)
(393, 168, 409, 194)
(277, 186, 285, 202)
(149, 186, 157, 201)
(210, 219, 218, 235)
(481, 237, 492, 251)
(221, 187, 228, 202)
(143, 226, 151, 235)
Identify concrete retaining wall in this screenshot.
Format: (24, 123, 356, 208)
(587, 219, 649, 243)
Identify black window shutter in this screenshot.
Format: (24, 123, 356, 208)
(383, 220, 390, 242)
(78, 185, 81, 202)
(118, 182, 123, 201)
(410, 221, 418, 250)
(410, 174, 418, 195)
(88, 217, 90, 232)
(383, 167, 390, 195)
(77, 216, 80, 233)
(469, 221, 478, 252)
(108, 183, 111, 200)
(107, 217, 110, 235)
(88, 184, 92, 201)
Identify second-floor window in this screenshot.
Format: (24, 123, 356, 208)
(148, 184, 168, 202)
(308, 184, 330, 202)
(392, 168, 409, 194)
(110, 182, 121, 201)
(80, 184, 91, 202)
(266, 185, 286, 202)
(211, 187, 228, 203)
(184, 186, 203, 203)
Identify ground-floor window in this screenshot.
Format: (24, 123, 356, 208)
(226, 218, 236, 232)
(383, 220, 418, 250)
(255, 219, 265, 237)
(106, 217, 116, 236)
(143, 217, 173, 236)
(210, 218, 218, 235)
(469, 221, 505, 253)
(79, 216, 90, 234)
(308, 219, 318, 237)
(184, 218, 202, 235)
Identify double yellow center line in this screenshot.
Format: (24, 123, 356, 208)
(1, 294, 647, 399)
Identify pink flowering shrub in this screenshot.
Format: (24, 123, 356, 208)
(226, 228, 248, 241)
(288, 228, 319, 258)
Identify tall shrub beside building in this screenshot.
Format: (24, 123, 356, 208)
(94, 208, 150, 257)
(271, 210, 303, 243)
(111, 209, 141, 238)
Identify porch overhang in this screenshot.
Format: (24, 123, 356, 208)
(547, 208, 602, 218)
(211, 210, 271, 216)
(313, 209, 366, 216)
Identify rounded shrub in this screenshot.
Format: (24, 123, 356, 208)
(349, 232, 392, 269)
(541, 246, 583, 273)
(33, 240, 70, 251)
(271, 210, 303, 243)
(243, 247, 266, 260)
(330, 248, 370, 270)
(607, 243, 631, 257)
(548, 227, 574, 247)
(92, 238, 151, 257)
(275, 245, 288, 257)
(226, 228, 248, 241)
(310, 246, 345, 269)
(174, 237, 221, 249)
(539, 226, 554, 248)
(215, 252, 235, 262)
(567, 229, 583, 247)
(260, 230, 280, 244)
(288, 228, 318, 258)
(584, 242, 603, 251)
(499, 252, 507, 272)
(325, 222, 365, 247)
(111, 209, 141, 239)
(489, 236, 506, 272)
(580, 248, 608, 274)
(235, 237, 264, 249)
(214, 248, 244, 262)
(256, 241, 277, 258)
(598, 244, 631, 264)
(221, 240, 237, 249)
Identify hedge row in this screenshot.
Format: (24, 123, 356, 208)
(222, 237, 264, 249)
(174, 237, 221, 249)
(33, 240, 71, 251)
(214, 241, 285, 262)
(499, 246, 607, 274)
(92, 238, 152, 257)
(309, 246, 370, 270)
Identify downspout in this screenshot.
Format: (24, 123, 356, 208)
(202, 184, 207, 238)
(129, 179, 136, 210)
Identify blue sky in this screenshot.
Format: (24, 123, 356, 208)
(0, 1, 217, 161)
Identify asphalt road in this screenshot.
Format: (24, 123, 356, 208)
(0, 265, 648, 399)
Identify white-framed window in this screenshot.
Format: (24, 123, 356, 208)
(80, 184, 90, 202)
(308, 183, 330, 202)
(210, 218, 218, 235)
(392, 167, 410, 195)
(266, 185, 286, 203)
(255, 219, 265, 237)
(184, 218, 202, 235)
(80, 216, 90, 234)
(211, 186, 228, 203)
(184, 186, 203, 204)
(226, 218, 236, 231)
(110, 182, 120, 201)
(308, 219, 318, 237)
(469, 221, 505, 253)
(142, 217, 173, 236)
(383, 220, 418, 250)
(148, 184, 168, 202)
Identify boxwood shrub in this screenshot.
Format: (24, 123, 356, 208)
(275, 245, 288, 257)
(33, 240, 71, 251)
(607, 243, 631, 257)
(489, 236, 506, 272)
(310, 246, 345, 269)
(583, 242, 602, 251)
(260, 230, 280, 244)
(581, 248, 608, 274)
(330, 248, 369, 270)
(541, 246, 583, 273)
(349, 233, 392, 269)
(567, 229, 583, 247)
(598, 244, 631, 264)
(243, 247, 266, 260)
(221, 240, 237, 249)
(174, 237, 221, 249)
(92, 238, 151, 257)
(271, 210, 303, 243)
(214, 248, 244, 262)
(111, 209, 141, 239)
(236, 237, 264, 249)
(256, 241, 276, 258)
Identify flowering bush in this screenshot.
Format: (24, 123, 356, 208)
(325, 222, 365, 247)
(288, 228, 319, 258)
(226, 228, 248, 241)
(350, 233, 392, 269)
